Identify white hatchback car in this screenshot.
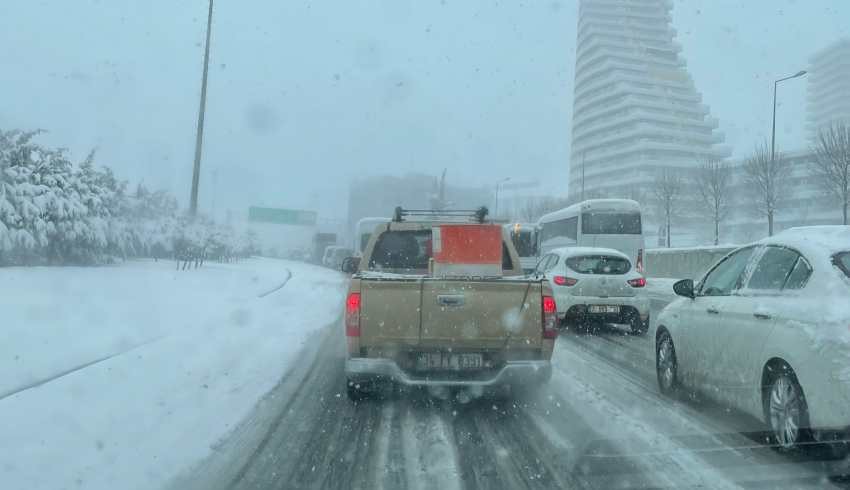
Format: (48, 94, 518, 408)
(655, 226, 850, 450)
(534, 247, 650, 334)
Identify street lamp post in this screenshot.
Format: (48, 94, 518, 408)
(494, 177, 511, 219)
(190, 0, 215, 217)
(771, 70, 807, 162)
(768, 69, 806, 236)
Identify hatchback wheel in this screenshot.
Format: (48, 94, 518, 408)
(630, 314, 649, 335)
(766, 367, 810, 450)
(656, 331, 678, 396)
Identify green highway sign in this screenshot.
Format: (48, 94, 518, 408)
(248, 206, 317, 226)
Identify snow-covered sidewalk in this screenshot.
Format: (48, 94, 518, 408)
(0, 258, 347, 490)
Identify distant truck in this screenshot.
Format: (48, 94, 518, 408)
(505, 222, 539, 274)
(312, 233, 337, 264)
(342, 207, 556, 401)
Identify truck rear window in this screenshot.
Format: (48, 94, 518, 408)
(368, 229, 515, 273)
(566, 255, 631, 275)
(368, 230, 432, 272)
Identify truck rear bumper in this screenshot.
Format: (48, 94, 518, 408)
(345, 358, 551, 388)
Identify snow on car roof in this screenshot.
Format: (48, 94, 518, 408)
(750, 226, 850, 348)
(550, 246, 630, 259)
(760, 226, 850, 257)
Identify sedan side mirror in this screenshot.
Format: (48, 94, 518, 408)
(341, 256, 361, 274)
(673, 279, 695, 299)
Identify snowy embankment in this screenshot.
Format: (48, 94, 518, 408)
(0, 258, 346, 490)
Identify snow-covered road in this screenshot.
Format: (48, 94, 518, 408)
(0, 259, 347, 490)
(3, 263, 848, 489)
(177, 303, 848, 490)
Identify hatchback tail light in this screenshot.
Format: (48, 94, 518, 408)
(542, 295, 558, 339)
(345, 292, 361, 337)
(628, 277, 646, 288)
(553, 275, 578, 286)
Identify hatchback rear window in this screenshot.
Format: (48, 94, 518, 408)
(566, 255, 631, 275)
(834, 252, 850, 279)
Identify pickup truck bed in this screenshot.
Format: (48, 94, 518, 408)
(343, 219, 556, 399)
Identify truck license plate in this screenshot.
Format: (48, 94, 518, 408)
(589, 305, 620, 314)
(416, 352, 483, 370)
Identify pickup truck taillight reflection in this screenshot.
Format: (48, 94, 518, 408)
(345, 293, 361, 337)
(542, 295, 558, 339)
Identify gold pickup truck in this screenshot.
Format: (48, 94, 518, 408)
(342, 209, 557, 401)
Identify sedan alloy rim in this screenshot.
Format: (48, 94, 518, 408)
(769, 375, 802, 449)
(658, 337, 675, 389)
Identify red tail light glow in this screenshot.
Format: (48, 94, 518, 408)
(553, 275, 578, 287)
(628, 277, 646, 288)
(542, 295, 558, 339)
(345, 292, 361, 337)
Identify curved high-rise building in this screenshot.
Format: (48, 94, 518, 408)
(569, 0, 729, 201)
(806, 39, 850, 144)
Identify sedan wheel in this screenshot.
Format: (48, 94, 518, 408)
(767, 371, 809, 450)
(656, 331, 678, 395)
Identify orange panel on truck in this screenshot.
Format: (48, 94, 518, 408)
(432, 224, 502, 276)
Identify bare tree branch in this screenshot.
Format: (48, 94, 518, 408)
(811, 122, 850, 225)
(744, 141, 791, 236)
(652, 169, 684, 248)
(517, 196, 572, 222)
(693, 158, 731, 245)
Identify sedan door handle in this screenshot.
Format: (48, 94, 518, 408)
(753, 312, 771, 320)
(706, 308, 720, 315)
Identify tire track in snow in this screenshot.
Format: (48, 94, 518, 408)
(401, 406, 462, 490)
(256, 268, 292, 298)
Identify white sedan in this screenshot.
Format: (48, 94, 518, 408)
(655, 226, 850, 450)
(534, 247, 650, 334)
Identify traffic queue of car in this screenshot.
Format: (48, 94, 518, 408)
(656, 226, 850, 452)
(338, 200, 850, 455)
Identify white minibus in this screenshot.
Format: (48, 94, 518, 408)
(537, 199, 645, 273)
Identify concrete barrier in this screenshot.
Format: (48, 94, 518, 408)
(645, 245, 737, 280)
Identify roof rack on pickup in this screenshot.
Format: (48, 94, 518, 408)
(392, 206, 489, 223)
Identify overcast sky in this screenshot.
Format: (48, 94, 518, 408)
(1, 0, 847, 221)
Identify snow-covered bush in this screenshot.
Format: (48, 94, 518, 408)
(1, 128, 260, 266)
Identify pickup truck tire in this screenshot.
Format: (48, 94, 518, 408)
(346, 379, 369, 402)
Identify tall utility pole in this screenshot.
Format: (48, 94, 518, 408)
(211, 167, 218, 218)
(190, 0, 215, 217)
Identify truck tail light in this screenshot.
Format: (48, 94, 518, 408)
(636, 249, 644, 273)
(553, 275, 578, 286)
(628, 277, 646, 288)
(345, 292, 361, 337)
(542, 295, 558, 339)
